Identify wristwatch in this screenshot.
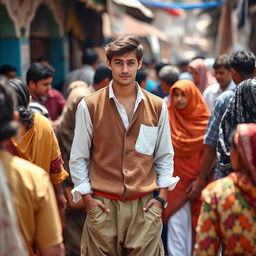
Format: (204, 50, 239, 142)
(155, 196, 168, 209)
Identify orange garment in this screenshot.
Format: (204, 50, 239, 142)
(7, 112, 68, 184)
(163, 80, 210, 229)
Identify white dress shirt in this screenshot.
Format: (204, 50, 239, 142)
(203, 80, 236, 113)
(69, 82, 179, 202)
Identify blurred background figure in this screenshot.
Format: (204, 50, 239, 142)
(27, 62, 66, 122)
(203, 54, 235, 112)
(63, 48, 99, 98)
(0, 161, 28, 256)
(217, 77, 256, 178)
(136, 68, 148, 89)
(7, 78, 69, 213)
(176, 58, 192, 81)
(189, 58, 216, 93)
(194, 123, 256, 255)
(163, 80, 210, 256)
(0, 77, 65, 256)
(150, 62, 170, 98)
(158, 64, 180, 104)
(0, 65, 17, 79)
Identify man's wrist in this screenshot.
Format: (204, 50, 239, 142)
(158, 187, 168, 201)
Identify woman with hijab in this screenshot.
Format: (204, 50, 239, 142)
(194, 123, 256, 255)
(163, 80, 210, 256)
(189, 58, 216, 93)
(6, 78, 69, 211)
(217, 78, 256, 179)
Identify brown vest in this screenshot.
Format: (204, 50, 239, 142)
(85, 86, 163, 199)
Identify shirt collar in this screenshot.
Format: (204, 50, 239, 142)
(214, 80, 236, 93)
(108, 80, 146, 102)
(226, 80, 236, 91)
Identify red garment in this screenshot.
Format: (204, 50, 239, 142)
(163, 80, 210, 228)
(234, 123, 256, 177)
(44, 89, 66, 121)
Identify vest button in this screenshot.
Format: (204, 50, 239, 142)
(123, 169, 128, 174)
(124, 151, 129, 156)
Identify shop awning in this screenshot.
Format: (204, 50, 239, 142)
(78, 0, 153, 22)
(112, 0, 153, 22)
(103, 12, 170, 43)
(139, 0, 224, 10)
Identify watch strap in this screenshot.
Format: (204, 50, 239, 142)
(155, 196, 167, 208)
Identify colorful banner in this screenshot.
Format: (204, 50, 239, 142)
(139, 1, 224, 10)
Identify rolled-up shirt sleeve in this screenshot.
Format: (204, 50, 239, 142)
(69, 99, 93, 202)
(154, 100, 180, 190)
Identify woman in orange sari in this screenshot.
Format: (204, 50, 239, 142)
(163, 80, 210, 255)
(6, 79, 69, 211)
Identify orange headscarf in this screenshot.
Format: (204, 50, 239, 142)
(169, 80, 210, 156)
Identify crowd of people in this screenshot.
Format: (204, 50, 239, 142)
(1, 35, 256, 256)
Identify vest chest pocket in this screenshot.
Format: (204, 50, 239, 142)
(135, 124, 159, 156)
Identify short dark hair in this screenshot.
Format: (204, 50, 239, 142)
(82, 48, 98, 65)
(26, 62, 54, 85)
(0, 77, 18, 142)
(8, 79, 34, 130)
(177, 58, 190, 68)
(158, 65, 179, 85)
(36, 56, 50, 63)
(155, 62, 169, 74)
(229, 51, 255, 75)
(0, 65, 17, 75)
(136, 69, 148, 84)
(105, 35, 143, 62)
(213, 54, 231, 70)
(93, 64, 112, 84)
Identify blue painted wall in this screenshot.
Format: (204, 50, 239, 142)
(50, 37, 68, 89)
(0, 38, 22, 76)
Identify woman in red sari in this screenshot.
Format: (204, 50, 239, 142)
(194, 123, 256, 255)
(163, 80, 210, 255)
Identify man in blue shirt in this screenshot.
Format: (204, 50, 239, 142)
(187, 50, 256, 199)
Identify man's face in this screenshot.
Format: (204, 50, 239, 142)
(107, 52, 142, 87)
(160, 80, 170, 94)
(6, 71, 17, 79)
(30, 77, 52, 99)
(214, 67, 232, 89)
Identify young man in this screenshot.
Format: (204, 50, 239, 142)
(202, 54, 235, 112)
(187, 50, 256, 200)
(69, 35, 179, 255)
(0, 77, 65, 256)
(26, 63, 66, 120)
(56, 64, 112, 256)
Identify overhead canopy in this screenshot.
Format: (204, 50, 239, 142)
(103, 12, 170, 43)
(139, 0, 224, 10)
(112, 0, 153, 22)
(78, 0, 153, 22)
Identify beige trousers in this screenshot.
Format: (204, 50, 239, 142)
(81, 194, 164, 256)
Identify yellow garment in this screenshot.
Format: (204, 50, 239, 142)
(0, 150, 63, 256)
(11, 112, 68, 184)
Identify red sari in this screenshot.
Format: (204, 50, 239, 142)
(163, 80, 210, 229)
